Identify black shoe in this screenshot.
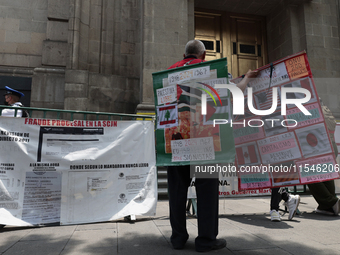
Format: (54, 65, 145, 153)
(195, 239, 227, 252)
(171, 236, 188, 250)
(172, 241, 186, 250)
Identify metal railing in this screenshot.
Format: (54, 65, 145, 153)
(0, 105, 155, 121)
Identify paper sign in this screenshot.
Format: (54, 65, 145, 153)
(239, 170, 271, 190)
(257, 132, 301, 164)
(296, 155, 339, 183)
(248, 62, 290, 93)
(233, 118, 265, 145)
(156, 85, 177, 105)
(235, 142, 261, 165)
(295, 123, 332, 158)
(286, 103, 323, 129)
(285, 55, 309, 79)
(157, 104, 178, 129)
(171, 137, 215, 162)
(168, 66, 210, 85)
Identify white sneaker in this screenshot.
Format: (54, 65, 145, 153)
(332, 199, 340, 215)
(285, 194, 300, 220)
(270, 210, 281, 222)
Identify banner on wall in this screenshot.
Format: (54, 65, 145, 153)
(231, 51, 340, 190)
(0, 117, 157, 226)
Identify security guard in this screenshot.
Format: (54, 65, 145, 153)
(2, 86, 26, 117)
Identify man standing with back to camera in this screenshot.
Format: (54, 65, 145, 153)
(167, 39, 258, 252)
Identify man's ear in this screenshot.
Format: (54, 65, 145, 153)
(183, 54, 186, 58)
(200, 51, 206, 60)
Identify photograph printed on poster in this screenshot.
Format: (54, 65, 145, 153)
(261, 111, 288, 137)
(279, 77, 317, 109)
(235, 142, 261, 166)
(295, 122, 332, 158)
(269, 161, 300, 187)
(253, 85, 281, 111)
(257, 132, 302, 164)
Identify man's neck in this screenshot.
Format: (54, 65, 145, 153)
(184, 55, 198, 59)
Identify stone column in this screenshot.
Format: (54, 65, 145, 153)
(137, 0, 195, 113)
(302, 0, 340, 117)
(266, 0, 340, 117)
(31, 0, 69, 110)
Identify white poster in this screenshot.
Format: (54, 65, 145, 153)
(0, 117, 157, 226)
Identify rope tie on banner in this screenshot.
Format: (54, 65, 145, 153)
(266, 63, 274, 93)
(254, 63, 274, 104)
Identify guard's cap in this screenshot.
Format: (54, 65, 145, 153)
(4, 86, 24, 98)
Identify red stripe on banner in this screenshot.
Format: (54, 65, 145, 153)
(159, 105, 176, 111)
(236, 147, 245, 165)
(177, 85, 183, 100)
(258, 89, 281, 110)
(160, 119, 176, 125)
(248, 145, 258, 163)
(206, 103, 217, 121)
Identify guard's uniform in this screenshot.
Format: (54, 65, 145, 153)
(167, 55, 220, 251)
(1, 102, 24, 117)
(2, 86, 25, 117)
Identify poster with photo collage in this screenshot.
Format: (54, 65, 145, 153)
(153, 58, 235, 166)
(231, 51, 340, 190)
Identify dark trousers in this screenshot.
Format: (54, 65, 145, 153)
(167, 165, 219, 249)
(308, 180, 338, 210)
(270, 188, 289, 211)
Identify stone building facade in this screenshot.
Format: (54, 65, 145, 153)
(0, 0, 339, 117)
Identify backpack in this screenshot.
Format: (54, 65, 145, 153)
(18, 103, 29, 118)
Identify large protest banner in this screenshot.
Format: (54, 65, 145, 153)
(231, 51, 340, 190)
(152, 58, 235, 166)
(0, 117, 157, 226)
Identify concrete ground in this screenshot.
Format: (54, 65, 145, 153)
(1, 195, 339, 255)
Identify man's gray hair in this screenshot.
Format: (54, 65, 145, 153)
(185, 40, 206, 57)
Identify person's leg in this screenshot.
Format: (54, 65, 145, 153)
(324, 180, 336, 198)
(270, 188, 282, 211)
(167, 165, 191, 249)
(308, 181, 338, 210)
(270, 188, 283, 221)
(324, 180, 340, 214)
(194, 177, 225, 252)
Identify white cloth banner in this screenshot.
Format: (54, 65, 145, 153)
(187, 171, 271, 199)
(0, 117, 157, 226)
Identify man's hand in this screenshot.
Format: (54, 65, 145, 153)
(244, 69, 259, 79)
(237, 69, 259, 92)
